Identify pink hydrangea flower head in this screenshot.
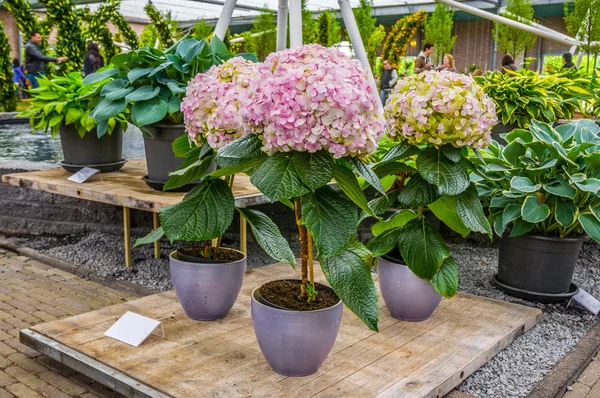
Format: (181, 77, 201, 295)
(243, 44, 385, 158)
(384, 71, 497, 149)
(181, 57, 256, 149)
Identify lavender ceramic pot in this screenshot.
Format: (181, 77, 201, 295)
(169, 249, 246, 321)
(251, 285, 343, 377)
(377, 256, 441, 322)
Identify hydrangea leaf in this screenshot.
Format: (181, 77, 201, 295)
(397, 217, 449, 280)
(293, 151, 334, 191)
(431, 257, 458, 298)
(416, 147, 470, 195)
(251, 153, 311, 201)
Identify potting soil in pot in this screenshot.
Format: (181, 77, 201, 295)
(259, 280, 340, 311)
(178, 246, 244, 262)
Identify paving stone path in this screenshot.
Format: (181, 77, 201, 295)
(0, 248, 133, 398)
(565, 358, 600, 398)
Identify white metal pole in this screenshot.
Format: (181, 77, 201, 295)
(214, 0, 238, 40)
(435, 0, 577, 47)
(276, 0, 289, 51)
(289, 0, 302, 48)
(338, 0, 377, 92)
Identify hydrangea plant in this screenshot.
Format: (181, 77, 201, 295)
(366, 71, 496, 297)
(139, 44, 385, 331)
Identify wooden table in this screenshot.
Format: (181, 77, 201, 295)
(1, 159, 269, 267)
(20, 262, 542, 398)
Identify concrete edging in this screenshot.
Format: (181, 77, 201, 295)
(0, 238, 157, 297)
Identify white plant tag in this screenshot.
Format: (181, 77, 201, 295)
(104, 311, 164, 347)
(67, 167, 100, 183)
(572, 288, 600, 315)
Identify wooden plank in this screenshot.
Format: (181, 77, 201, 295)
(24, 262, 542, 398)
(1, 159, 268, 211)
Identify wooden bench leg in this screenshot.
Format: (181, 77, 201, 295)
(240, 217, 247, 254)
(123, 207, 131, 268)
(153, 213, 160, 259)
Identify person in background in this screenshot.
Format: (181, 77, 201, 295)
(435, 54, 456, 72)
(82, 42, 104, 76)
(379, 59, 398, 105)
(500, 55, 517, 73)
(11, 58, 27, 99)
(25, 31, 67, 89)
(562, 52, 577, 70)
(414, 43, 434, 74)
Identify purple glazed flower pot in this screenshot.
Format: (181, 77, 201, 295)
(377, 256, 442, 322)
(169, 249, 246, 321)
(251, 284, 343, 377)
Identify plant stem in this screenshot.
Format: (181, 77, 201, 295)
(417, 206, 424, 217)
(294, 198, 309, 300)
(213, 174, 236, 260)
(307, 231, 314, 286)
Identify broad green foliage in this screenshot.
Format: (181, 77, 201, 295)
(470, 120, 600, 241)
(18, 70, 127, 137)
(144, 1, 176, 48)
(564, 0, 600, 72)
(423, 4, 457, 66)
(494, 0, 537, 59)
(0, 21, 16, 112)
(242, 8, 276, 62)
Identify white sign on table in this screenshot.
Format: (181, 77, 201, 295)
(67, 167, 101, 184)
(104, 311, 165, 347)
(571, 288, 600, 315)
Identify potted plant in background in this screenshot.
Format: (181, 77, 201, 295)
(366, 71, 497, 321)
(85, 35, 255, 191)
(19, 71, 128, 172)
(139, 44, 385, 377)
(470, 119, 600, 302)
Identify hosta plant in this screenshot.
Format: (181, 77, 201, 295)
(18, 70, 127, 137)
(470, 119, 600, 242)
(138, 44, 385, 331)
(366, 71, 496, 298)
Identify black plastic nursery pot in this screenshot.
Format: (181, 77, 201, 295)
(142, 123, 190, 191)
(59, 124, 124, 173)
(491, 122, 519, 145)
(497, 233, 585, 299)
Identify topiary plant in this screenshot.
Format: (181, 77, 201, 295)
(0, 20, 17, 112)
(144, 1, 175, 48)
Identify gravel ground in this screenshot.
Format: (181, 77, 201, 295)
(4, 231, 600, 398)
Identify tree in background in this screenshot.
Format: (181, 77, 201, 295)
(140, 24, 161, 48)
(192, 20, 214, 41)
(144, 1, 176, 48)
(0, 20, 17, 112)
(243, 8, 276, 61)
(40, 0, 87, 74)
(382, 10, 428, 69)
(4, 0, 49, 54)
(494, 0, 537, 60)
(316, 10, 341, 47)
(302, 0, 319, 44)
(366, 25, 385, 73)
(565, 0, 600, 72)
(424, 3, 457, 65)
(353, 0, 377, 45)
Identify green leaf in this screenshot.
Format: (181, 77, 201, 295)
(131, 98, 168, 127)
(575, 178, 600, 194)
(65, 108, 83, 125)
(555, 199, 578, 228)
(441, 145, 462, 163)
(501, 204, 522, 233)
(555, 123, 577, 141)
(372, 210, 417, 236)
(133, 227, 164, 248)
(521, 195, 550, 223)
(96, 120, 108, 138)
(160, 178, 234, 242)
(237, 208, 295, 266)
(105, 86, 134, 101)
(503, 141, 526, 167)
(210, 35, 230, 57)
(332, 164, 375, 216)
(167, 81, 186, 94)
(397, 217, 449, 280)
(210, 157, 266, 177)
(367, 190, 400, 216)
(430, 257, 458, 298)
(529, 120, 562, 144)
(416, 148, 469, 195)
(572, 119, 600, 144)
(397, 174, 440, 208)
(372, 161, 416, 178)
(216, 134, 264, 168)
(528, 158, 557, 171)
(167, 96, 182, 114)
(511, 176, 541, 193)
(345, 157, 386, 195)
(366, 228, 401, 258)
(301, 186, 358, 258)
(293, 151, 334, 191)
(510, 218, 533, 237)
(91, 98, 126, 122)
(164, 155, 213, 191)
(82, 67, 118, 84)
(127, 67, 155, 83)
(320, 239, 379, 332)
(578, 212, 600, 242)
(490, 196, 517, 208)
(427, 196, 470, 238)
(126, 86, 160, 102)
(378, 142, 416, 164)
(251, 153, 311, 201)
(172, 134, 196, 158)
(456, 185, 492, 235)
(544, 181, 577, 199)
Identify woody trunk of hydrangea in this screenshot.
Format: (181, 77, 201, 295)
(294, 198, 315, 300)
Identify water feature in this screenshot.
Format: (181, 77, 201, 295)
(0, 123, 146, 163)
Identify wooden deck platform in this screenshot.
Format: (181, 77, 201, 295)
(20, 262, 542, 398)
(1, 159, 267, 212)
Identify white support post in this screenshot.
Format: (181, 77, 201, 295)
(338, 0, 377, 93)
(289, 0, 302, 48)
(214, 0, 238, 40)
(276, 0, 289, 51)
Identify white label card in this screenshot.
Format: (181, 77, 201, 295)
(67, 167, 100, 184)
(572, 288, 600, 315)
(104, 311, 164, 347)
